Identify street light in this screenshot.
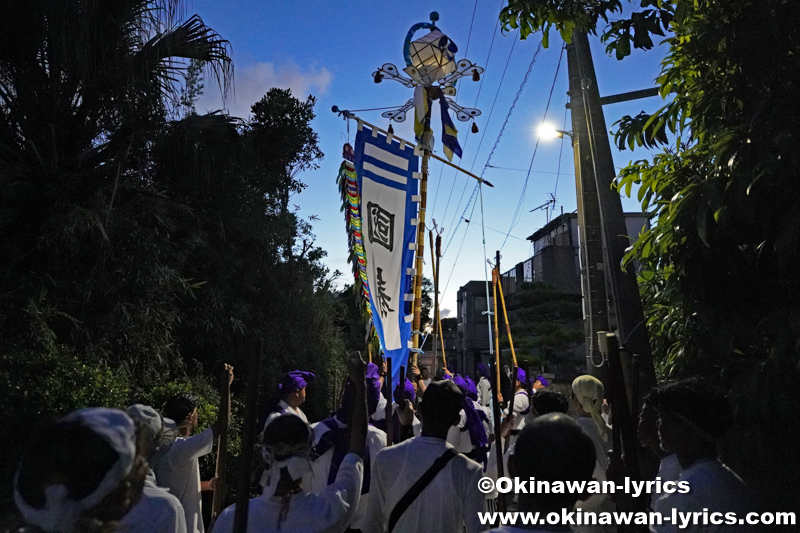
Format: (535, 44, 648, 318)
(537, 122, 572, 140)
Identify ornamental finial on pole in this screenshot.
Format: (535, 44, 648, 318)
(371, 14, 483, 157)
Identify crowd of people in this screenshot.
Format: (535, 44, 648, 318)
(8, 356, 756, 533)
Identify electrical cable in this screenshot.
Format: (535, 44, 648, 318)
(443, 40, 543, 257)
(430, 0, 479, 216)
(478, 183, 495, 358)
(498, 45, 564, 252)
(437, 4, 507, 229)
(553, 106, 569, 200)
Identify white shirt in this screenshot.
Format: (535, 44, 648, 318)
(363, 436, 487, 533)
(211, 454, 364, 533)
(446, 410, 473, 453)
(573, 417, 615, 533)
(119, 470, 187, 533)
(477, 377, 491, 408)
(652, 458, 755, 532)
(506, 391, 530, 432)
(263, 400, 308, 432)
(650, 454, 682, 507)
(154, 428, 214, 533)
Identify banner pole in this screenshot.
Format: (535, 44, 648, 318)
(333, 109, 493, 187)
(410, 144, 429, 370)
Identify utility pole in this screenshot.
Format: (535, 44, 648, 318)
(566, 30, 655, 400)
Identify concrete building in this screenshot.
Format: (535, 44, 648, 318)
(456, 211, 650, 379)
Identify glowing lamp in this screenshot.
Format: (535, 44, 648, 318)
(404, 29, 458, 86)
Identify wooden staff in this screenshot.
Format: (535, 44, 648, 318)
(385, 357, 393, 445)
(434, 234, 444, 369)
(233, 340, 263, 533)
(210, 364, 233, 526)
(437, 306, 447, 370)
(492, 268, 501, 397)
(496, 267, 517, 368)
(429, 230, 438, 372)
(489, 360, 507, 513)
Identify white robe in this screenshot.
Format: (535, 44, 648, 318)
(119, 470, 187, 533)
(573, 417, 614, 533)
(153, 428, 214, 533)
(211, 454, 364, 533)
(362, 436, 487, 533)
(652, 458, 755, 532)
(650, 453, 682, 508)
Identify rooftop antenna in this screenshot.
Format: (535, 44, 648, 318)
(529, 194, 557, 223)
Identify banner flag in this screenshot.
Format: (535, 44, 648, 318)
(355, 125, 420, 387)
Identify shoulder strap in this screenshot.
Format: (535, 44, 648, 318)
(388, 448, 458, 532)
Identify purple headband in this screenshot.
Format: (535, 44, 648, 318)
(516, 367, 527, 385)
(476, 363, 490, 379)
(279, 371, 316, 393)
(365, 362, 382, 415)
(536, 375, 550, 387)
(393, 378, 416, 404)
(463, 376, 478, 401)
(453, 374, 468, 392)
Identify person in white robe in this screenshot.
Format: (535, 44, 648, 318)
(483, 413, 597, 533)
(501, 368, 530, 472)
(649, 378, 756, 532)
(363, 379, 487, 533)
(308, 362, 386, 531)
(121, 404, 187, 533)
(211, 355, 369, 533)
(156, 365, 233, 533)
(571, 375, 615, 533)
(637, 393, 682, 509)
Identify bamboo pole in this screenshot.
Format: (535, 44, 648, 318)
(437, 306, 447, 370)
(492, 268, 501, 397)
(490, 270, 507, 513)
(496, 269, 518, 368)
(429, 229, 438, 373)
(385, 357, 393, 445)
(434, 234, 444, 369)
(334, 110, 492, 187)
(410, 148, 429, 370)
(209, 364, 232, 529)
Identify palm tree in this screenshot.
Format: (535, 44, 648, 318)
(0, 0, 232, 359)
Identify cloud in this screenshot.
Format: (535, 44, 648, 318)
(196, 61, 332, 119)
(440, 308, 452, 318)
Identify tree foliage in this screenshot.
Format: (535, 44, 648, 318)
(502, 282, 584, 371)
(0, 0, 348, 512)
(501, 0, 800, 512)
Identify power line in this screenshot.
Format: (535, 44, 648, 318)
(430, 0, 480, 217)
(438, 3, 507, 229)
(445, 40, 544, 256)
(499, 45, 564, 252)
(552, 106, 569, 201)
(487, 164, 573, 176)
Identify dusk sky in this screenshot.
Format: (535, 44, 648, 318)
(192, 0, 669, 316)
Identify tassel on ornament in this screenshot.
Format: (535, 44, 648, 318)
(471, 122, 479, 134)
(472, 69, 480, 81)
(388, 123, 394, 134)
(374, 73, 382, 83)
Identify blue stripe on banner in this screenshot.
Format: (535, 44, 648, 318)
(354, 126, 419, 389)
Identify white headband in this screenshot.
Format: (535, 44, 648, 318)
(14, 408, 137, 532)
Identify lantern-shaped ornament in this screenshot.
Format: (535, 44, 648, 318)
(404, 30, 458, 86)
